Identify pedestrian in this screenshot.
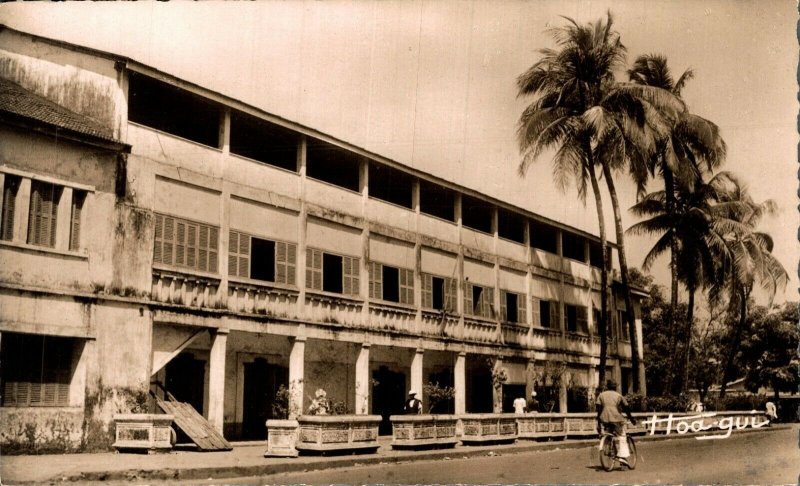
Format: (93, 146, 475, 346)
(765, 401, 777, 424)
(527, 390, 539, 413)
(513, 395, 527, 414)
(404, 390, 422, 414)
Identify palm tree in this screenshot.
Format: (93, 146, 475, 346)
(628, 172, 734, 393)
(516, 12, 680, 392)
(627, 55, 727, 393)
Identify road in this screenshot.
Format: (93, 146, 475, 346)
(176, 426, 798, 485)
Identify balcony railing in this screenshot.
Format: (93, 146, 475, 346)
(151, 267, 221, 308)
(227, 278, 299, 318)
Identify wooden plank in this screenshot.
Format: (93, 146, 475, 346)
(154, 395, 231, 451)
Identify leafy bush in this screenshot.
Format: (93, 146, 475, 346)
(272, 384, 291, 419)
(644, 395, 691, 412)
(423, 382, 455, 413)
(624, 392, 647, 412)
(706, 395, 767, 412)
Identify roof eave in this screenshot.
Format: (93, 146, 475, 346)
(0, 111, 131, 154)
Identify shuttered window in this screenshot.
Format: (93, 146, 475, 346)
(399, 268, 414, 305)
(1, 175, 20, 241)
(228, 231, 250, 278)
(27, 180, 61, 248)
(422, 273, 433, 309)
(369, 261, 383, 299)
(566, 304, 588, 333)
(342, 255, 360, 296)
(275, 241, 297, 286)
(549, 301, 562, 329)
(531, 297, 541, 326)
(422, 274, 455, 311)
(517, 294, 527, 325)
(306, 248, 323, 291)
(229, 231, 297, 286)
(1, 333, 73, 407)
(500, 290, 527, 324)
(153, 214, 219, 273)
(465, 283, 494, 319)
(69, 191, 85, 251)
(444, 277, 456, 313)
(371, 262, 413, 304)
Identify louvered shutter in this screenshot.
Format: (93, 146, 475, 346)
(69, 191, 85, 251)
(228, 231, 239, 276)
(28, 181, 58, 247)
(444, 278, 456, 312)
(484, 287, 494, 319)
(153, 214, 164, 264)
(531, 297, 541, 326)
(517, 293, 527, 325)
(197, 225, 208, 271)
(1, 176, 19, 241)
(162, 216, 174, 265)
(306, 248, 322, 290)
(399, 268, 414, 305)
(422, 274, 433, 309)
(208, 227, 218, 273)
(275, 241, 296, 285)
(342, 256, 360, 296)
(550, 301, 561, 329)
(500, 290, 508, 322)
(577, 306, 588, 334)
(175, 221, 187, 266)
(228, 231, 250, 278)
(464, 282, 474, 316)
(369, 261, 382, 299)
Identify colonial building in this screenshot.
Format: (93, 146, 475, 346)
(0, 25, 645, 452)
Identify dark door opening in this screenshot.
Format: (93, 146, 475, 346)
(165, 352, 207, 444)
(372, 366, 406, 436)
(242, 359, 288, 440)
(427, 368, 455, 413)
(502, 384, 526, 412)
(467, 366, 492, 413)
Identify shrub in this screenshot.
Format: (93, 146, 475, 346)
(706, 395, 767, 412)
(644, 395, 691, 412)
(624, 392, 647, 412)
(423, 382, 455, 414)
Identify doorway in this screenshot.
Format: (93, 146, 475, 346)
(502, 384, 526, 412)
(372, 365, 406, 435)
(165, 352, 206, 414)
(242, 359, 288, 440)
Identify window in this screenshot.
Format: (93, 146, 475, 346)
(461, 195, 492, 233)
(306, 248, 360, 296)
(369, 262, 414, 304)
(228, 231, 296, 285)
(589, 241, 603, 268)
(306, 139, 361, 192)
(498, 209, 525, 243)
(1, 333, 75, 407)
(533, 298, 561, 328)
(422, 274, 456, 311)
(566, 304, 588, 334)
(369, 164, 413, 209)
(617, 310, 630, 341)
(128, 72, 221, 148)
(464, 282, 494, 318)
(27, 180, 61, 248)
(562, 232, 586, 262)
(229, 110, 298, 172)
(500, 290, 527, 324)
(419, 180, 455, 222)
(530, 221, 558, 254)
(153, 214, 219, 273)
(1, 175, 20, 241)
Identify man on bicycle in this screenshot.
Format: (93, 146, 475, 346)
(596, 379, 636, 466)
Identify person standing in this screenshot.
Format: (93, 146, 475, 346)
(404, 390, 422, 414)
(765, 401, 777, 424)
(513, 395, 527, 414)
(527, 391, 540, 413)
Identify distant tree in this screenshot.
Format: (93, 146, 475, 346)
(739, 303, 799, 401)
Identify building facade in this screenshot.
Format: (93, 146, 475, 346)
(0, 25, 645, 453)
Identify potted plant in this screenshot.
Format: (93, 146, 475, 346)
(295, 388, 382, 454)
(265, 382, 301, 457)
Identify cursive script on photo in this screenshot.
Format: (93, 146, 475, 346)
(642, 412, 769, 440)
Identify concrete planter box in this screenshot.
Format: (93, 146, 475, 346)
(113, 414, 175, 453)
(296, 415, 381, 453)
(264, 419, 299, 457)
(460, 413, 518, 445)
(564, 412, 598, 437)
(390, 414, 459, 449)
(516, 413, 567, 440)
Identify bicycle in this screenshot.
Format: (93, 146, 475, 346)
(598, 423, 637, 471)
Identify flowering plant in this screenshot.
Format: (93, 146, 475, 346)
(308, 388, 330, 415)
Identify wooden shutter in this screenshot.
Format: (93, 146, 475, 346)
(464, 282, 474, 316)
(422, 274, 433, 309)
(208, 227, 218, 273)
(276, 241, 297, 285)
(550, 301, 561, 329)
(531, 297, 541, 326)
(343, 256, 360, 296)
(483, 287, 494, 319)
(517, 293, 527, 325)
(197, 225, 208, 271)
(500, 290, 508, 322)
(162, 215, 175, 265)
(306, 248, 322, 290)
(228, 231, 250, 278)
(175, 221, 187, 266)
(28, 181, 59, 247)
(1, 176, 19, 241)
(577, 306, 588, 334)
(399, 268, 414, 305)
(369, 261, 383, 299)
(444, 277, 457, 313)
(69, 191, 85, 251)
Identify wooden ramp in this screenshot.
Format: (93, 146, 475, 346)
(154, 392, 232, 451)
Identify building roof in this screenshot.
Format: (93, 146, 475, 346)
(0, 76, 120, 143)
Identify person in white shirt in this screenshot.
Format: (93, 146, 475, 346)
(513, 396, 527, 414)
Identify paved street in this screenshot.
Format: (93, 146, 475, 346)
(169, 425, 797, 485)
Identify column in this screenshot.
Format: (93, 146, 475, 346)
(354, 343, 370, 414)
(288, 336, 306, 419)
(296, 137, 308, 316)
(454, 351, 466, 414)
(492, 357, 503, 412)
(525, 358, 535, 402)
(636, 314, 647, 396)
(455, 194, 465, 338)
(13, 177, 31, 244)
(411, 348, 424, 397)
(55, 186, 73, 250)
(559, 380, 568, 413)
(207, 328, 229, 433)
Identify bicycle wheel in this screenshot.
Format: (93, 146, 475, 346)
(625, 436, 637, 470)
(599, 436, 616, 471)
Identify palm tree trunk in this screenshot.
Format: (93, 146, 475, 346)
(663, 166, 679, 394)
(720, 286, 748, 398)
(586, 151, 609, 393)
(680, 288, 695, 394)
(600, 162, 641, 394)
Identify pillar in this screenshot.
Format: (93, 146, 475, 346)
(525, 358, 535, 401)
(559, 380, 568, 413)
(492, 357, 503, 412)
(208, 328, 229, 433)
(454, 352, 466, 414)
(411, 348, 424, 397)
(355, 343, 370, 414)
(288, 336, 305, 419)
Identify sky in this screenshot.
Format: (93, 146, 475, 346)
(1, 1, 796, 303)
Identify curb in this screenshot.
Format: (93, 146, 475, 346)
(56, 424, 791, 483)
